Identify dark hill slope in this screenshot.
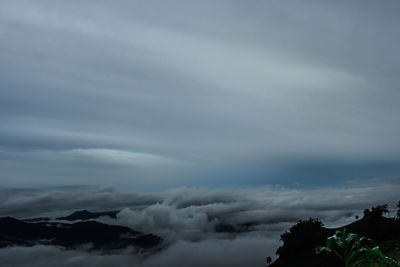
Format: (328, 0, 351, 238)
(0, 217, 161, 251)
(270, 214, 400, 267)
(24, 210, 119, 222)
(56, 209, 119, 221)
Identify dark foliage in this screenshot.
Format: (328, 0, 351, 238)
(276, 218, 325, 257)
(397, 201, 400, 219)
(363, 204, 389, 221)
(270, 203, 400, 267)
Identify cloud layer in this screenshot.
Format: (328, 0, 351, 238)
(1, 178, 399, 266)
(1, 2, 399, 265)
(1, 1, 400, 188)
(0, 238, 277, 267)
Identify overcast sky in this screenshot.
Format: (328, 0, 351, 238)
(1, 0, 400, 190)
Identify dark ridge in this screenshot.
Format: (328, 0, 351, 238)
(0, 217, 162, 252)
(24, 217, 51, 222)
(56, 210, 120, 221)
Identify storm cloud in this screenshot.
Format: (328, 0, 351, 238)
(1, 0, 400, 189)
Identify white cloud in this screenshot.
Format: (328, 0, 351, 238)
(0, 237, 278, 267)
(61, 148, 174, 166)
(1, 179, 399, 266)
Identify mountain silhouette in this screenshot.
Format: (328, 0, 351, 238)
(0, 216, 162, 251)
(56, 210, 120, 221)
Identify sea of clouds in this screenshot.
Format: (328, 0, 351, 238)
(0, 177, 399, 267)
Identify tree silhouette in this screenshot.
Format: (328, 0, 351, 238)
(276, 218, 325, 257)
(363, 204, 389, 221)
(266, 256, 272, 265)
(397, 200, 400, 219)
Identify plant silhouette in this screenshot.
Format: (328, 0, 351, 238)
(397, 201, 400, 219)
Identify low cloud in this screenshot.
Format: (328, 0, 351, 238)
(1, 178, 399, 266)
(0, 245, 141, 267)
(0, 237, 278, 267)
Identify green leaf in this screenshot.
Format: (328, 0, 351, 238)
(346, 233, 358, 244)
(347, 250, 361, 263)
(315, 246, 323, 254)
(326, 237, 333, 248)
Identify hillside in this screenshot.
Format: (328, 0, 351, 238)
(270, 205, 400, 266)
(0, 216, 162, 252)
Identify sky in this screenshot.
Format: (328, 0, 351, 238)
(1, 0, 400, 190)
(1, 2, 400, 266)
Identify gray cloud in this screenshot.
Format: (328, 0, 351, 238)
(1, 1, 400, 188)
(0, 245, 142, 267)
(0, 237, 278, 267)
(1, 2, 399, 265)
(2, 178, 399, 222)
(0, 179, 399, 266)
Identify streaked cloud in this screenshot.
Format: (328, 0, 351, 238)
(0, 0, 399, 188)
